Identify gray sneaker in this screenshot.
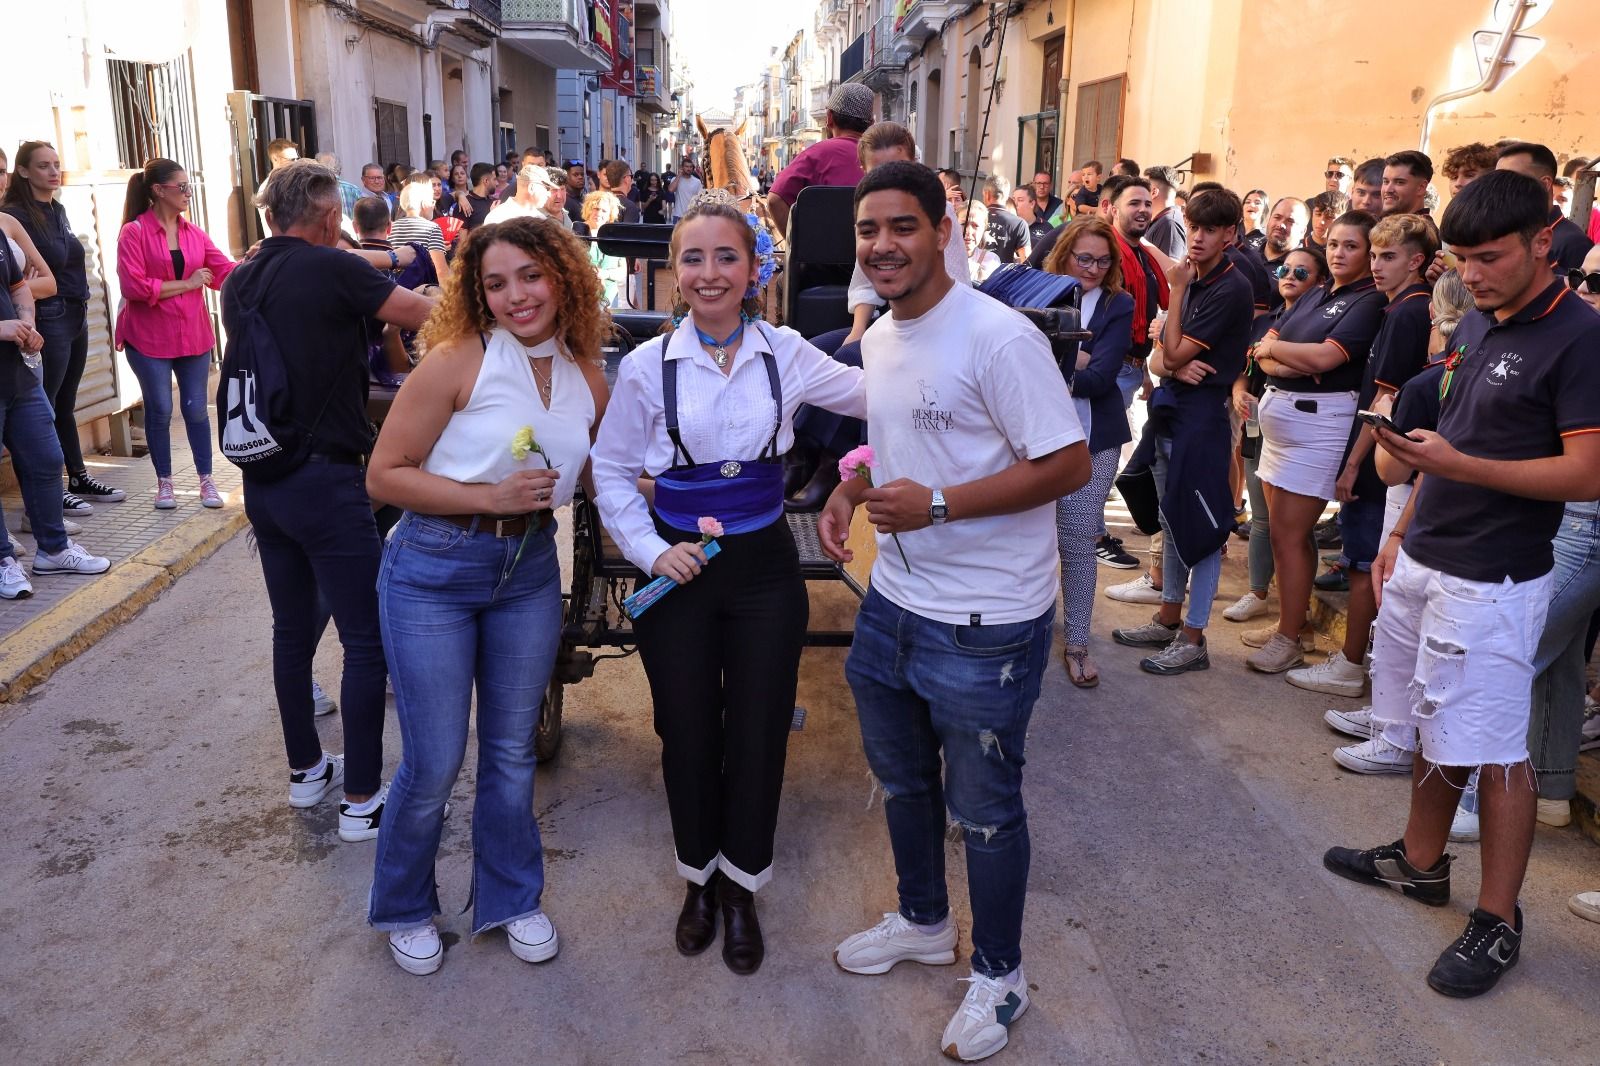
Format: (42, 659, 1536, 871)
(1246, 632, 1306, 673)
(1140, 635, 1210, 675)
(1112, 615, 1180, 648)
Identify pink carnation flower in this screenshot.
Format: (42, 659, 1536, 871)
(838, 444, 877, 481)
(697, 516, 725, 539)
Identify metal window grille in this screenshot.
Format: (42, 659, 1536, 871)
(374, 99, 411, 172)
(108, 56, 201, 172)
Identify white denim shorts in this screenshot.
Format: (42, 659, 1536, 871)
(1256, 387, 1358, 500)
(1370, 550, 1553, 766)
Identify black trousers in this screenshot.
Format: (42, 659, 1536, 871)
(632, 516, 808, 891)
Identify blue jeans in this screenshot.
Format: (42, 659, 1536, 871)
(34, 297, 88, 473)
(369, 513, 562, 934)
(243, 460, 387, 794)
(122, 344, 213, 478)
(845, 587, 1054, 978)
(0, 379, 69, 557)
(1244, 449, 1273, 594)
(1153, 433, 1223, 629)
(1529, 504, 1600, 799)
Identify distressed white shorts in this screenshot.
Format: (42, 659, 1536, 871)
(1370, 550, 1552, 767)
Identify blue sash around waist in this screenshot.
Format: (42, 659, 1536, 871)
(652, 337, 786, 536)
(654, 459, 784, 535)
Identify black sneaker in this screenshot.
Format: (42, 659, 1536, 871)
(1322, 839, 1451, 906)
(62, 492, 94, 516)
(69, 472, 127, 502)
(1314, 565, 1349, 592)
(1095, 535, 1140, 569)
(1427, 906, 1522, 998)
(1313, 517, 1342, 548)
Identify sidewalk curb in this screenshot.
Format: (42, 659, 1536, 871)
(0, 508, 248, 704)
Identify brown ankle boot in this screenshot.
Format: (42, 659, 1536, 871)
(675, 872, 720, 956)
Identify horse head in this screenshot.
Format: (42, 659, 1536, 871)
(699, 117, 757, 207)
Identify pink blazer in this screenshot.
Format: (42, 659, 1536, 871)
(114, 210, 236, 358)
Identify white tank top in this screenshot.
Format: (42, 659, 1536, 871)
(421, 329, 595, 510)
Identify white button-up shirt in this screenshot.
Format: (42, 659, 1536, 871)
(592, 317, 867, 573)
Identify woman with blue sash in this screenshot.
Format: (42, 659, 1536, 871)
(592, 191, 865, 974)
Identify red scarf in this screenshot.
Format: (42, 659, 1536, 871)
(1114, 229, 1170, 343)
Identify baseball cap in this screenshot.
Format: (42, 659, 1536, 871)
(827, 83, 875, 124)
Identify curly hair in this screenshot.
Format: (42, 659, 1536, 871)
(664, 193, 763, 330)
(416, 216, 608, 360)
(1043, 217, 1125, 297)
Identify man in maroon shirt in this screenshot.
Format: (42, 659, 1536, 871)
(765, 83, 874, 235)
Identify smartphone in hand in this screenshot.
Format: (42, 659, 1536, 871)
(1357, 409, 1421, 442)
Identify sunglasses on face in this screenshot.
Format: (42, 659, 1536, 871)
(1072, 254, 1115, 270)
(157, 182, 192, 194)
(1325, 170, 1348, 180)
(1274, 264, 1311, 281)
(1567, 269, 1600, 295)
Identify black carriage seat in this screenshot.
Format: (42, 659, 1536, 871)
(783, 185, 858, 340)
(976, 264, 1095, 383)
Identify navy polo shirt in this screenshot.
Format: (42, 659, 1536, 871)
(1263, 251, 1290, 312)
(1226, 244, 1273, 312)
(1405, 282, 1600, 582)
(1393, 361, 1445, 440)
(1549, 206, 1594, 273)
(1265, 276, 1385, 393)
(1176, 256, 1255, 391)
(1341, 284, 1433, 500)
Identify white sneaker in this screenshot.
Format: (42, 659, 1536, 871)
(338, 782, 388, 842)
(833, 911, 959, 975)
(1450, 801, 1481, 843)
(1286, 651, 1367, 697)
(388, 923, 444, 976)
(32, 540, 110, 575)
(1333, 736, 1414, 775)
(1222, 591, 1269, 622)
(288, 752, 344, 808)
(0, 556, 32, 599)
(1104, 573, 1163, 604)
(1581, 706, 1600, 752)
(1323, 705, 1374, 739)
(20, 514, 83, 536)
(941, 969, 1030, 1062)
(6, 532, 29, 557)
(506, 912, 559, 963)
(312, 680, 337, 717)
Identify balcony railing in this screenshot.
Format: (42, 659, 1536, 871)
(863, 15, 903, 78)
(502, 0, 609, 69)
(423, 0, 502, 43)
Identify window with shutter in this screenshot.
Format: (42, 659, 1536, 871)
(374, 99, 411, 171)
(1070, 75, 1125, 170)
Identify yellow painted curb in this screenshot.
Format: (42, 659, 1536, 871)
(0, 508, 249, 704)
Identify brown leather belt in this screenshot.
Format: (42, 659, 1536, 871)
(438, 511, 551, 538)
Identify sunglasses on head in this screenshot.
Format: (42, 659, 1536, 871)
(1567, 269, 1600, 295)
(1274, 264, 1311, 281)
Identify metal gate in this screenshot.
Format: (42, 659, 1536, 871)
(228, 92, 319, 246)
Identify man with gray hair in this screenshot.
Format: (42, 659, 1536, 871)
(316, 151, 364, 219)
(224, 159, 435, 842)
(542, 166, 574, 230)
(766, 81, 874, 235)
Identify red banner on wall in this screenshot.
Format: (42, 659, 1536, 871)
(599, 1, 636, 96)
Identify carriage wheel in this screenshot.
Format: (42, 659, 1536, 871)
(535, 674, 564, 763)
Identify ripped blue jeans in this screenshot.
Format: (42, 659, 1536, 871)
(845, 587, 1053, 978)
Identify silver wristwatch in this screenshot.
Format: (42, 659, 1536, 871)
(929, 488, 949, 525)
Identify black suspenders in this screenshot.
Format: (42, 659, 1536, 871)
(663, 328, 784, 469)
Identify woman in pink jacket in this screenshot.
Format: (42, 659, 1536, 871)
(115, 158, 235, 509)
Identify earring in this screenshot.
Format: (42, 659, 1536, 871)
(744, 283, 759, 300)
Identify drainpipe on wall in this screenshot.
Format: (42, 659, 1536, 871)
(1055, 0, 1075, 181)
(1417, 0, 1533, 154)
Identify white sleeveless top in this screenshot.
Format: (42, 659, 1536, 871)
(421, 329, 595, 510)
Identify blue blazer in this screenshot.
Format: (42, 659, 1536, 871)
(1070, 289, 1135, 452)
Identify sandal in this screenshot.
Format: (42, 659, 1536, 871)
(1062, 645, 1099, 689)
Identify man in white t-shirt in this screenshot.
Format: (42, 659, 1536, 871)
(668, 160, 703, 221)
(820, 161, 1088, 1063)
(484, 164, 557, 225)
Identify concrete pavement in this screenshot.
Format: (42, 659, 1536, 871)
(2, 533, 1598, 1065)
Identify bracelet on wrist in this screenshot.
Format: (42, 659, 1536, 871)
(1387, 530, 1406, 539)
